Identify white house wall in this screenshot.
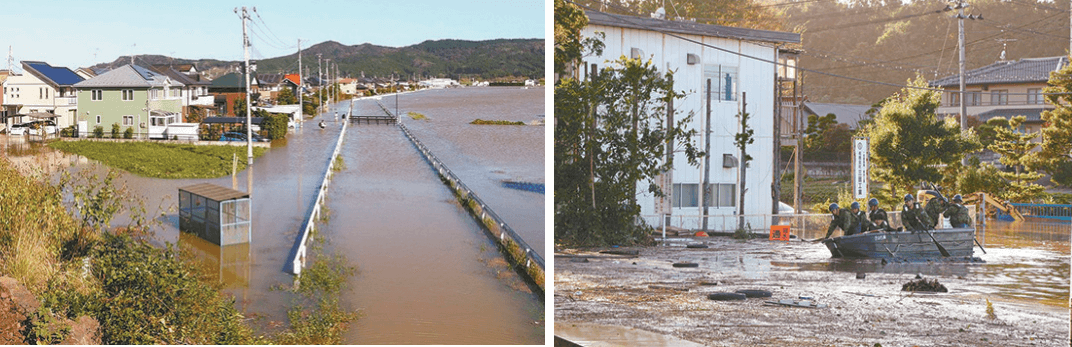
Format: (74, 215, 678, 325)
(583, 24, 778, 231)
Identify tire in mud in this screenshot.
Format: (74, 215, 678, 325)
(707, 292, 747, 301)
(672, 262, 699, 268)
(734, 289, 772, 298)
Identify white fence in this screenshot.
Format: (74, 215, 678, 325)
(289, 118, 348, 275)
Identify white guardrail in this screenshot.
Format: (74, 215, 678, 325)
(290, 116, 348, 275)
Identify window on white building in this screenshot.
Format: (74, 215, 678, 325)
(703, 64, 738, 101)
(672, 183, 699, 208)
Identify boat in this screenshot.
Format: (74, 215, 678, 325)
(821, 227, 977, 259)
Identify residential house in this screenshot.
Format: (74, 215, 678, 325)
(934, 56, 1069, 136)
(208, 72, 259, 116)
(579, 10, 801, 230)
(257, 73, 284, 103)
(282, 73, 303, 97)
(74, 68, 96, 80)
(337, 78, 359, 95)
(150, 64, 214, 118)
(73, 64, 184, 138)
(2, 61, 85, 128)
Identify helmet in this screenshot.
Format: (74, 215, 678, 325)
(952, 194, 963, 203)
(850, 202, 860, 210)
(829, 203, 839, 212)
(904, 193, 914, 202)
(868, 198, 879, 207)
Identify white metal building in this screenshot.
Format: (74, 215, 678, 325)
(579, 10, 800, 231)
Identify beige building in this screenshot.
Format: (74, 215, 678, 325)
(934, 56, 1068, 135)
(2, 61, 84, 128)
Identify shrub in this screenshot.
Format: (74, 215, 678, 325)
(263, 113, 289, 140)
(123, 127, 133, 139)
(93, 126, 104, 139)
(110, 123, 120, 139)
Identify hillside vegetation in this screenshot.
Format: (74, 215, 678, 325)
(91, 38, 543, 81)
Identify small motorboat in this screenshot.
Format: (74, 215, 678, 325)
(821, 227, 977, 259)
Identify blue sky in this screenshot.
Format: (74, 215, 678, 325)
(0, 0, 546, 70)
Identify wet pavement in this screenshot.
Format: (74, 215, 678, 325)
(555, 220, 1069, 346)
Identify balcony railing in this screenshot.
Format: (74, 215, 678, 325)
(190, 94, 214, 106)
(940, 99, 1050, 108)
(55, 96, 77, 106)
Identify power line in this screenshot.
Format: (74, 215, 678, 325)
(569, 1, 1072, 97)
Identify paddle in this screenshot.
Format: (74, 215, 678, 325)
(973, 236, 987, 254)
(922, 228, 951, 257)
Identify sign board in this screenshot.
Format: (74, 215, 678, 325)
(654, 172, 671, 215)
(852, 137, 869, 199)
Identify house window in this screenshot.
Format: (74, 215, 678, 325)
(45, 88, 48, 99)
(718, 184, 736, 207)
(150, 89, 159, 100)
(95, 115, 101, 125)
(39, 88, 43, 99)
(1028, 88, 1043, 104)
(122, 115, 134, 126)
(91, 90, 102, 101)
(122, 89, 134, 101)
(990, 90, 1008, 105)
(672, 183, 699, 208)
(967, 92, 982, 106)
(949, 92, 959, 107)
(702, 64, 738, 101)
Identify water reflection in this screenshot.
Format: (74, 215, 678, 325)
(179, 233, 253, 310)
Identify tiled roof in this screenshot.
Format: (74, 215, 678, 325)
(585, 10, 800, 44)
(933, 57, 1068, 87)
(150, 65, 210, 86)
(283, 74, 301, 86)
(211, 72, 258, 89)
(976, 108, 1047, 122)
(23, 61, 84, 87)
(74, 64, 184, 88)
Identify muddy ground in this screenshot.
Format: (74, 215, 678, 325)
(555, 238, 1067, 347)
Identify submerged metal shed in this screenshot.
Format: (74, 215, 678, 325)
(178, 183, 251, 246)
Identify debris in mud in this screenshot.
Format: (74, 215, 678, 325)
(686, 243, 708, 249)
(902, 278, 948, 292)
(734, 289, 772, 298)
(856, 272, 866, 279)
(708, 292, 747, 301)
(569, 257, 589, 263)
(600, 249, 639, 256)
(698, 280, 718, 286)
(648, 285, 689, 292)
(764, 299, 828, 309)
(672, 262, 699, 268)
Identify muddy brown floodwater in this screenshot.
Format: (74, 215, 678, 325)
(319, 89, 544, 344)
(555, 220, 1069, 346)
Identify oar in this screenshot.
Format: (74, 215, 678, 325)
(922, 229, 951, 257)
(972, 235, 987, 254)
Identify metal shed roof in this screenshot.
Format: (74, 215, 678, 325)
(585, 10, 801, 44)
(179, 183, 249, 201)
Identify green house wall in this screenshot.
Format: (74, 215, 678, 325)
(77, 88, 183, 134)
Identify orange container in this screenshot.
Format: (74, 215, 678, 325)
(769, 225, 791, 241)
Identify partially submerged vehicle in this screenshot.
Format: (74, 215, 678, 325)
(822, 228, 978, 259)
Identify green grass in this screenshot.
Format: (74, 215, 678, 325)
(470, 119, 525, 126)
(406, 112, 428, 120)
(49, 141, 267, 179)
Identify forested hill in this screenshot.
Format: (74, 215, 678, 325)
(786, 0, 1070, 104)
(572, 0, 1069, 105)
(89, 38, 543, 81)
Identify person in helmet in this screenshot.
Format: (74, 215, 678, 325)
(848, 201, 867, 235)
(865, 198, 897, 232)
(943, 194, 973, 228)
(923, 195, 948, 229)
(823, 203, 856, 240)
(902, 193, 932, 232)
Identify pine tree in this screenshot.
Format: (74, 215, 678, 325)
(1038, 56, 1072, 186)
(987, 116, 1045, 202)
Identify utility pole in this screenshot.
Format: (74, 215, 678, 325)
(236, 6, 254, 193)
(315, 53, 319, 114)
(297, 39, 303, 125)
(946, 0, 981, 165)
(772, 47, 781, 216)
(702, 79, 712, 231)
(738, 92, 748, 231)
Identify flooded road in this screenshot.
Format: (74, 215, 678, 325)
(555, 220, 1069, 346)
(381, 87, 545, 257)
(319, 97, 543, 343)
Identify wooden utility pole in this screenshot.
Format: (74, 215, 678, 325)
(738, 92, 748, 231)
(772, 48, 781, 216)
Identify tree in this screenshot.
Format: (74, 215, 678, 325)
(803, 113, 852, 159)
(571, 0, 786, 31)
(1037, 56, 1072, 186)
(276, 87, 297, 105)
(554, 57, 701, 247)
(554, 0, 603, 76)
(987, 116, 1045, 202)
(859, 76, 980, 203)
(234, 98, 248, 118)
